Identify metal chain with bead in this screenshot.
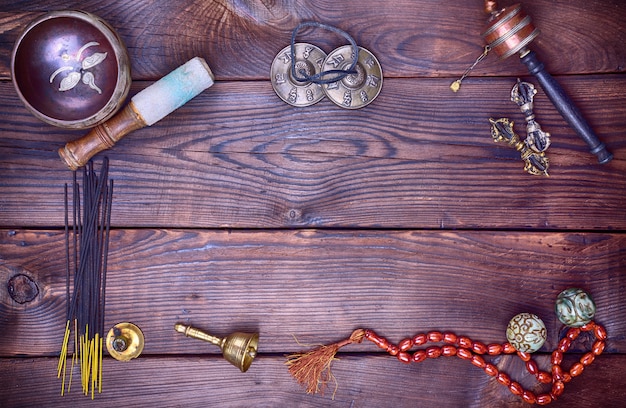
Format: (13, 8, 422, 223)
(363, 321, 606, 405)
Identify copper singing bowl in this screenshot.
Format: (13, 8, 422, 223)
(11, 10, 131, 129)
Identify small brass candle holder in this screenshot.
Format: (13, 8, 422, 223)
(106, 322, 145, 361)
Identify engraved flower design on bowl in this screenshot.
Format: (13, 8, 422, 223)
(49, 41, 107, 94)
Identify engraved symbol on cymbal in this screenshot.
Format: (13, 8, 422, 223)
(270, 43, 327, 107)
(322, 46, 382, 109)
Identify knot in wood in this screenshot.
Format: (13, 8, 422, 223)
(7, 273, 39, 304)
(286, 208, 302, 223)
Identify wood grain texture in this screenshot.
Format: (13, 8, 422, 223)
(1, 0, 625, 81)
(1, 75, 625, 229)
(0, 354, 624, 408)
(1, 229, 623, 356)
(1, 1, 625, 407)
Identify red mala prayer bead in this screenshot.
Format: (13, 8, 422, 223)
(398, 338, 413, 352)
(443, 332, 457, 344)
(471, 355, 486, 369)
(537, 371, 552, 384)
(375, 337, 389, 350)
(472, 341, 488, 355)
(593, 340, 606, 356)
(412, 333, 427, 346)
(536, 393, 553, 405)
(580, 351, 595, 366)
(594, 325, 607, 341)
(487, 343, 503, 355)
(427, 331, 443, 343)
(496, 372, 511, 387)
(551, 380, 565, 397)
(412, 350, 427, 363)
(525, 360, 538, 375)
(517, 351, 531, 362)
(570, 362, 585, 377)
(552, 365, 565, 381)
(426, 346, 442, 358)
(457, 348, 473, 360)
(566, 327, 581, 340)
(397, 351, 411, 364)
(509, 381, 523, 396)
(457, 336, 473, 349)
(484, 363, 498, 377)
(551, 350, 563, 365)
(558, 337, 572, 353)
(441, 345, 457, 357)
(502, 342, 517, 354)
(522, 390, 537, 404)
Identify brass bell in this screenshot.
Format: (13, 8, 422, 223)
(106, 322, 145, 361)
(174, 323, 259, 372)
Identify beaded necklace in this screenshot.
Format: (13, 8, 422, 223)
(286, 288, 605, 405)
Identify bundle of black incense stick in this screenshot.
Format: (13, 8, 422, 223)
(58, 158, 113, 398)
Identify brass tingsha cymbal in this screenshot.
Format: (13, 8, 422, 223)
(322, 45, 382, 109)
(270, 43, 327, 107)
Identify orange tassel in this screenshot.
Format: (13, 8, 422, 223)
(286, 329, 366, 396)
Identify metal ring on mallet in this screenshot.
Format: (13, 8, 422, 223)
(482, 1, 612, 164)
(58, 57, 215, 170)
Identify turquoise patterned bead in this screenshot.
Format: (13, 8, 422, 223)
(555, 288, 596, 328)
(506, 313, 547, 353)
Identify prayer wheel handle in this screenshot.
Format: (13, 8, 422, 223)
(482, 1, 612, 164)
(519, 50, 612, 164)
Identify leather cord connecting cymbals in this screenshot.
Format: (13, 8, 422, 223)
(270, 21, 383, 109)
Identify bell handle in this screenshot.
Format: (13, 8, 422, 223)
(59, 103, 146, 171)
(520, 50, 612, 164)
(174, 323, 224, 348)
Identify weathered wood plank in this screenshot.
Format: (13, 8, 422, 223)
(1, 2, 625, 407)
(0, 354, 623, 407)
(1, 0, 625, 81)
(1, 75, 624, 229)
(1, 229, 623, 356)
(1, 1, 624, 408)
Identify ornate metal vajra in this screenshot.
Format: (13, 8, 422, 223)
(489, 117, 549, 176)
(49, 41, 107, 94)
(511, 78, 551, 153)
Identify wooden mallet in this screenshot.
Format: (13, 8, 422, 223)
(59, 57, 215, 170)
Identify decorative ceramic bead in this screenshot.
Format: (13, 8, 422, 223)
(506, 313, 547, 353)
(555, 288, 596, 327)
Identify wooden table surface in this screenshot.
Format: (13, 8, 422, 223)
(1, 0, 625, 407)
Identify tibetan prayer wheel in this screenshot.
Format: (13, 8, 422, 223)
(481, 2, 612, 164)
(482, 4, 539, 60)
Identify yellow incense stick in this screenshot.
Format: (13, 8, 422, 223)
(98, 337, 103, 393)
